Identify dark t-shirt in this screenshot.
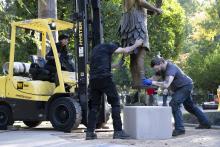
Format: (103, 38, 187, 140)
(46, 43, 68, 66)
(89, 43, 118, 79)
(164, 62, 193, 91)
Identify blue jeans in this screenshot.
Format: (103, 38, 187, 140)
(169, 84, 210, 131)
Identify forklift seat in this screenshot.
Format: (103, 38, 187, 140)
(29, 55, 46, 68)
(29, 55, 52, 81)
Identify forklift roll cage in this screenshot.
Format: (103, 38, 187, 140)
(8, 18, 75, 93)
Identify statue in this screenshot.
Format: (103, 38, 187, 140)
(118, 0, 162, 88)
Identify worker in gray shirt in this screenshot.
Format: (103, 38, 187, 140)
(142, 57, 211, 136)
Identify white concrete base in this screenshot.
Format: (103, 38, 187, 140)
(123, 106, 172, 140)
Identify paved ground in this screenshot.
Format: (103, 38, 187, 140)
(0, 121, 219, 147)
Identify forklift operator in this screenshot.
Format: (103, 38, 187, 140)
(45, 34, 74, 74)
(86, 39, 143, 140)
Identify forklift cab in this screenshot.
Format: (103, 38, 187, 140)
(6, 18, 76, 92)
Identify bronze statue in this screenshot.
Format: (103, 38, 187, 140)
(118, 0, 162, 87)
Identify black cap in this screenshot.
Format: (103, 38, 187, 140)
(151, 56, 165, 67)
(58, 34, 69, 41)
(110, 42, 120, 49)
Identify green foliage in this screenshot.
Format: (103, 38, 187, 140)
(113, 66, 132, 93)
(148, 0, 186, 59)
(185, 43, 220, 98)
(57, 0, 73, 21)
(178, 0, 200, 16)
(0, 0, 38, 71)
(101, 0, 121, 43)
(184, 1, 220, 100)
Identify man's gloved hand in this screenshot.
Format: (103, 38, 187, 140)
(142, 78, 152, 86)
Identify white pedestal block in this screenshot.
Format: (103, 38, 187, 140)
(123, 106, 172, 140)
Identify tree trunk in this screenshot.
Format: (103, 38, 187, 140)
(38, 0, 57, 55)
(38, 0, 57, 19)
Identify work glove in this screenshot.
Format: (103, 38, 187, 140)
(142, 77, 152, 86)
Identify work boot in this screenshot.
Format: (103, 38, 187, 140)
(86, 132, 97, 140)
(172, 130, 185, 137)
(113, 130, 130, 139)
(195, 124, 211, 129)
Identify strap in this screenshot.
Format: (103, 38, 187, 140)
(22, 62, 26, 74)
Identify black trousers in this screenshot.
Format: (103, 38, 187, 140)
(87, 77, 122, 132)
(44, 63, 56, 73)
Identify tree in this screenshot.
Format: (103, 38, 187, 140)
(38, 0, 57, 19)
(184, 1, 220, 100)
(178, 0, 200, 16)
(148, 0, 186, 59)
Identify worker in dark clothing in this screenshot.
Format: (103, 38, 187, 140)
(142, 57, 211, 136)
(86, 39, 143, 140)
(45, 34, 74, 74)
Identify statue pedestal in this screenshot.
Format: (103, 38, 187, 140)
(123, 106, 172, 139)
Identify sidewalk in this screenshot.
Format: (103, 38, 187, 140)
(0, 121, 219, 147)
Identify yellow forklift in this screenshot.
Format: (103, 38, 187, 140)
(0, 0, 109, 132)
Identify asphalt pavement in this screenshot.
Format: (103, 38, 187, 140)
(0, 121, 219, 147)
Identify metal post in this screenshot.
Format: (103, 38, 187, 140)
(41, 32, 46, 57)
(9, 24, 16, 78)
(73, 0, 105, 126)
(91, 0, 103, 47)
(74, 0, 89, 125)
(91, 0, 106, 124)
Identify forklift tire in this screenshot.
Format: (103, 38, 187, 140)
(23, 121, 42, 128)
(0, 105, 13, 130)
(96, 110, 110, 129)
(96, 105, 111, 129)
(49, 97, 82, 132)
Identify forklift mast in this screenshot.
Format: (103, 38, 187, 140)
(73, 0, 103, 125)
